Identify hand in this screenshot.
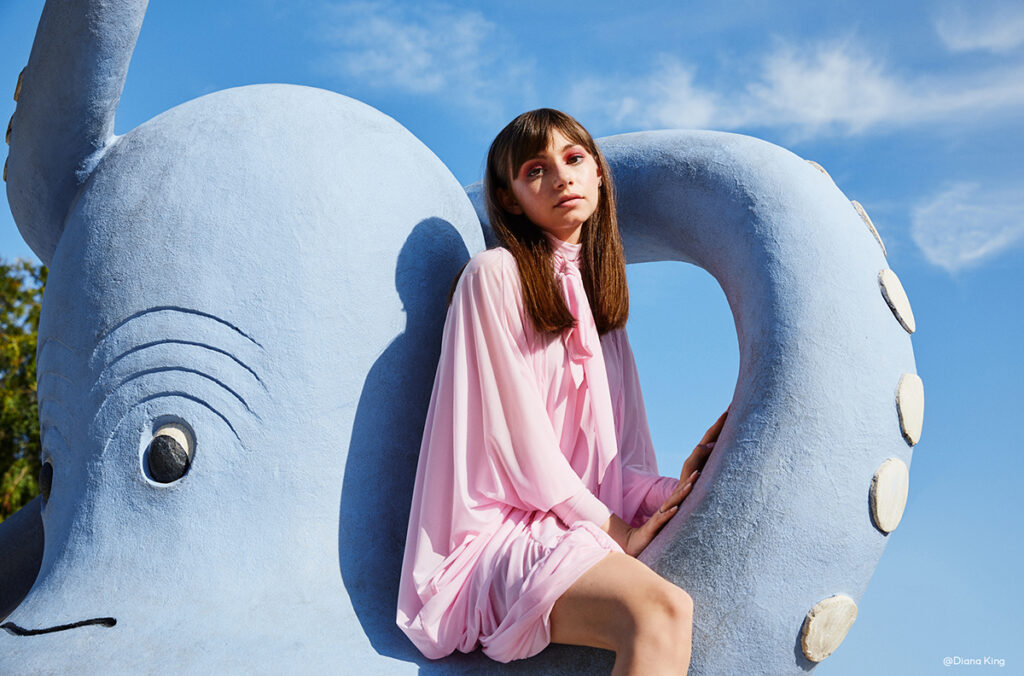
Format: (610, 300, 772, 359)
(679, 408, 728, 484)
(604, 471, 700, 557)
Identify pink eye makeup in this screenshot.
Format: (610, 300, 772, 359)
(521, 162, 545, 179)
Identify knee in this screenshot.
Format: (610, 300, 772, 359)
(630, 583, 693, 646)
(656, 586, 694, 633)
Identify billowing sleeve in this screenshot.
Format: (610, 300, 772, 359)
(421, 250, 611, 539)
(601, 328, 677, 525)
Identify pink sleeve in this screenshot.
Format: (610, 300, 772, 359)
(602, 328, 677, 525)
(430, 250, 611, 527)
(551, 488, 613, 526)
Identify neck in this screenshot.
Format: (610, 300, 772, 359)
(544, 225, 583, 245)
(542, 231, 582, 261)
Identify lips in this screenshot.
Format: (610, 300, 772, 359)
(556, 194, 583, 207)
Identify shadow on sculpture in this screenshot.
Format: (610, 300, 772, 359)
(340, 217, 618, 674)
(0, 497, 43, 622)
(340, 217, 470, 664)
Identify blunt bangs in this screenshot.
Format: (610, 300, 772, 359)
(498, 110, 596, 188)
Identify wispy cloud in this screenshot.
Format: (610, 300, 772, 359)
(935, 4, 1024, 53)
(315, 4, 1024, 141)
(743, 41, 906, 137)
(317, 1, 530, 114)
(570, 56, 721, 131)
(571, 41, 1024, 140)
(911, 183, 1024, 273)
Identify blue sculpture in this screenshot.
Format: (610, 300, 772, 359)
(1, 1, 920, 673)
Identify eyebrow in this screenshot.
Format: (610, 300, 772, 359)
(520, 143, 583, 166)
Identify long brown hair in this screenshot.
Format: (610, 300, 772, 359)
(484, 109, 628, 335)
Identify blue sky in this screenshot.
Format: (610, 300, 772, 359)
(2, 1, 1021, 673)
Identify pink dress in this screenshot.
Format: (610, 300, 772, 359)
(396, 236, 677, 662)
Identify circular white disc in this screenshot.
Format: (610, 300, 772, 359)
(801, 594, 858, 662)
(852, 200, 887, 256)
(878, 268, 916, 334)
(896, 373, 925, 446)
(806, 159, 832, 181)
(870, 458, 910, 533)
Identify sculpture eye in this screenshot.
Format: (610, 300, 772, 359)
(39, 460, 53, 501)
(145, 423, 194, 484)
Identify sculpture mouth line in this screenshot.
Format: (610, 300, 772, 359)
(1, 617, 117, 636)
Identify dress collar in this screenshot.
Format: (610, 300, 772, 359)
(543, 231, 582, 264)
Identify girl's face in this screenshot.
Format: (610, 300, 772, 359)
(500, 129, 602, 245)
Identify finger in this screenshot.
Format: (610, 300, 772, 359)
(655, 503, 680, 519)
(673, 471, 699, 492)
(663, 483, 687, 509)
(668, 478, 696, 504)
(682, 453, 712, 484)
(701, 410, 729, 444)
(683, 441, 715, 474)
(677, 458, 703, 483)
(673, 473, 700, 502)
(690, 442, 713, 461)
(662, 479, 693, 510)
(648, 504, 679, 532)
(639, 513, 668, 546)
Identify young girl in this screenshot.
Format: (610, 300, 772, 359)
(397, 109, 726, 675)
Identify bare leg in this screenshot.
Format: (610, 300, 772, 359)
(549, 551, 693, 675)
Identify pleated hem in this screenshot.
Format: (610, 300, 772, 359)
(478, 520, 620, 662)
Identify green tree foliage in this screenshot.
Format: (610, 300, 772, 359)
(0, 259, 46, 522)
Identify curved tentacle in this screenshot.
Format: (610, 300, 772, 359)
(604, 130, 915, 673)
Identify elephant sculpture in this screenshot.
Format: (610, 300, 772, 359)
(1, 1, 921, 673)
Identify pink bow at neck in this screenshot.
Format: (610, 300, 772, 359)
(554, 253, 597, 388)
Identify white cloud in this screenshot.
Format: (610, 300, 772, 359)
(936, 4, 1024, 53)
(315, 6, 1024, 140)
(571, 41, 1024, 140)
(318, 1, 528, 114)
(911, 183, 1024, 272)
(570, 56, 721, 131)
(743, 42, 906, 136)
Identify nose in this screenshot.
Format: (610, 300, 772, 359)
(551, 163, 573, 189)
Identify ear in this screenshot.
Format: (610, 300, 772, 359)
(596, 164, 603, 187)
(6, 0, 148, 265)
(498, 188, 523, 215)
